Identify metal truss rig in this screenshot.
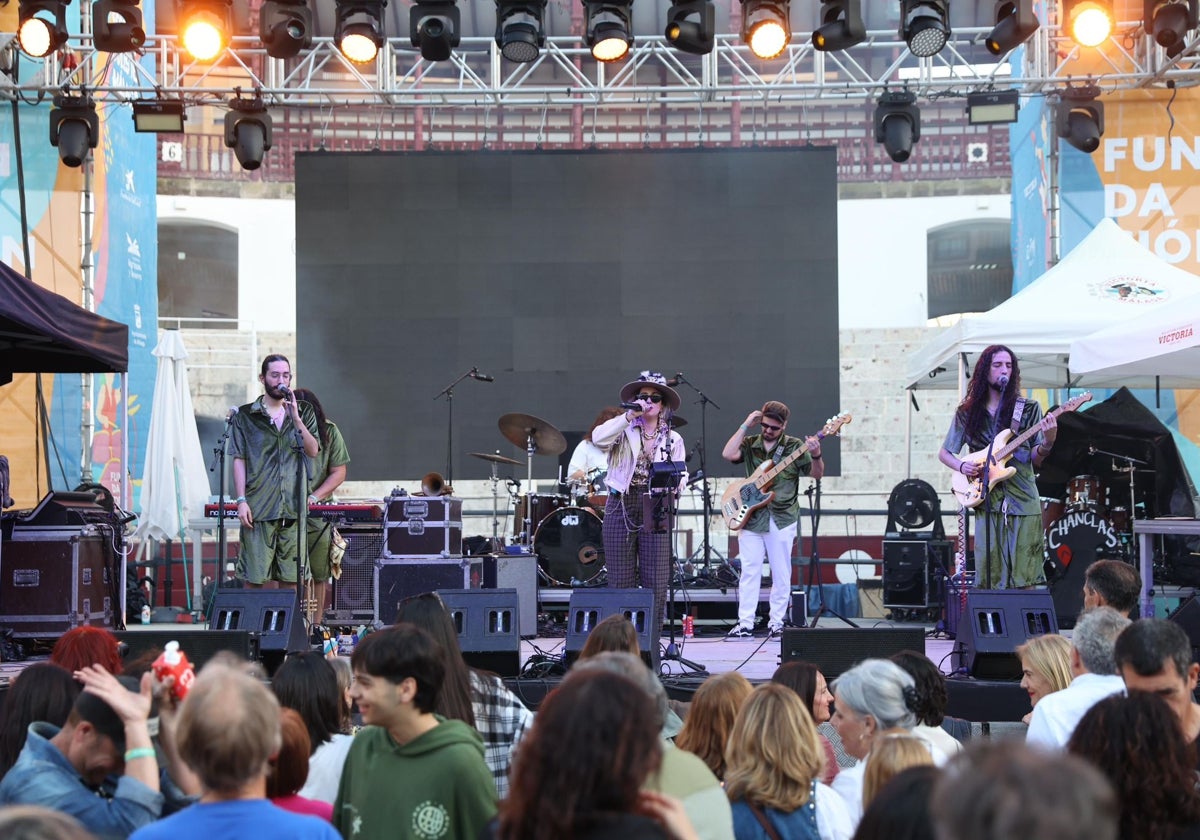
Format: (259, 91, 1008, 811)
(1, 21, 1199, 112)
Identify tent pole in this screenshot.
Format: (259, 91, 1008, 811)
(1049, 103, 1061, 268)
(80, 144, 96, 485)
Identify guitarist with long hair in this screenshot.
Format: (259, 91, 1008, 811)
(938, 345, 1057, 589)
(721, 401, 823, 639)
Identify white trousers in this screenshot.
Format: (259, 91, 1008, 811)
(736, 518, 797, 628)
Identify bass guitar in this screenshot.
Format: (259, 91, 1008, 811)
(950, 392, 1091, 509)
(721, 413, 851, 531)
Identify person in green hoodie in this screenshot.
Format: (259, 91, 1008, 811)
(333, 625, 497, 840)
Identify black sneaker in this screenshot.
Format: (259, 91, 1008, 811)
(725, 625, 754, 640)
(767, 624, 784, 638)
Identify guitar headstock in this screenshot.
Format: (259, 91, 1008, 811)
(1062, 392, 1093, 412)
(819, 412, 852, 438)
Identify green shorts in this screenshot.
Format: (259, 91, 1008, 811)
(236, 518, 301, 585)
(306, 518, 334, 582)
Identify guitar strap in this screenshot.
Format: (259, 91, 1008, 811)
(1009, 397, 1027, 434)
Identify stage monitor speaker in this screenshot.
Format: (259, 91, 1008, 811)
(957, 589, 1058, 680)
(882, 539, 950, 609)
(779, 626, 926, 679)
(563, 588, 657, 670)
(482, 552, 537, 637)
(437, 588, 522, 677)
(211, 589, 300, 652)
(1168, 595, 1200, 662)
(115, 629, 260, 668)
(328, 525, 383, 624)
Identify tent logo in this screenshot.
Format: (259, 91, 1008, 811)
(1090, 276, 1166, 304)
(1158, 326, 1193, 346)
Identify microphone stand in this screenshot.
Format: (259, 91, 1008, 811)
(981, 434, 997, 589)
(670, 373, 722, 572)
(654, 431, 706, 674)
(207, 410, 236, 617)
(433, 367, 490, 486)
(806, 480, 858, 628)
(287, 400, 313, 654)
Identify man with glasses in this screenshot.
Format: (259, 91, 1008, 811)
(721, 401, 822, 639)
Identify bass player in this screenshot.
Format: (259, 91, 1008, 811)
(721, 400, 823, 639)
(938, 345, 1057, 589)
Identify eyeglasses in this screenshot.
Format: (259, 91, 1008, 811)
(635, 393, 664, 404)
(760, 422, 783, 432)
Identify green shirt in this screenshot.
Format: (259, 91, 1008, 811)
(310, 420, 351, 499)
(736, 434, 813, 533)
(229, 396, 320, 522)
(942, 399, 1045, 517)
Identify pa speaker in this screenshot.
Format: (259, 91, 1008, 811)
(482, 552, 537, 637)
(779, 626, 925, 679)
(211, 589, 300, 652)
(564, 588, 657, 670)
(437, 588, 522, 677)
(328, 525, 383, 623)
(1168, 595, 1200, 662)
(957, 589, 1058, 680)
(115, 629, 260, 669)
(882, 539, 950, 608)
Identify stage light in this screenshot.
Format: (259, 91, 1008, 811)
(967, 89, 1020, 124)
(50, 93, 99, 168)
(17, 0, 69, 58)
(1145, 0, 1198, 56)
(1057, 86, 1104, 153)
(874, 90, 920, 163)
(132, 99, 186, 132)
(260, 0, 311, 58)
(178, 0, 231, 60)
(812, 0, 864, 51)
(900, 0, 949, 57)
(495, 0, 547, 62)
(666, 0, 715, 55)
(741, 0, 790, 59)
(986, 0, 1039, 55)
(584, 0, 633, 61)
(224, 93, 273, 170)
(92, 0, 146, 53)
(1065, 0, 1114, 47)
(410, 0, 460, 61)
(334, 0, 384, 62)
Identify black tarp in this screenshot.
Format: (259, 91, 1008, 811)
(0, 261, 128, 384)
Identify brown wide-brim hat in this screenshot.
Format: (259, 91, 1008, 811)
(619, 371, 681, 412)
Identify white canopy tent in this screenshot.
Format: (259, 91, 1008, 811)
(1068, 292, 1200, 388)
(904, 218, 1200, 392)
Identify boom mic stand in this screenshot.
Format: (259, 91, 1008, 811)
(669, 373, 722, 572)
(287, 402, 314, 654)
(433, 367, 493, 486)
(805, 480, 858, 629)
(207, 408, 236, 618)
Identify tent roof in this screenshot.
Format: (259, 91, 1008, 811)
(904, 218, 1200, 390)
(1068, 290, 1200, 389)
(0, 261, 129, 384)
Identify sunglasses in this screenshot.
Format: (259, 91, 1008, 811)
(635, 393, 664, 404)
(760, 421, 783, 432)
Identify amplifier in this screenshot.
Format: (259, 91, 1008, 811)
(385, 496, 462, 557)
(328, 525, 384, 624)
(375, 556, 482, 626)
(0, 528, 115, 637)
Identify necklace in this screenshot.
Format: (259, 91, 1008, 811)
(640, 423, 659, 441)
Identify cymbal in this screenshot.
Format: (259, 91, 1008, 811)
(669, 415, 688, 429)
(469, 451, 522, 467)
(498, 413, 567, 456)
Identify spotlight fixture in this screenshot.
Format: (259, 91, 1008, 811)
(666, 0, 715, 55)
(17, 0, 69, 58)
(874, 90, 920, 163)
(584, 0, 633, 61)
(1145, 0, 1198, 57)
(986, 0, 1039, 55)
(495, 0, 547, 62)
(812, 0, 865, 52)
(224, 92, 273, 170)
(1057, 85, 1104, 153)
(178, 0, 232, 60)
(741, 0, 791, 59)
(132, 99, 186, 132)
(335, 0, 386, 63)
(900, 0, 950, 57)
(50, 93, 99, 168)
(260, 0, 312, 58)
(1065, 0, 1114, 47)
(93, 0, 146, 53)
(966, 89, 1020, 124)
(410, 0, 460, 61)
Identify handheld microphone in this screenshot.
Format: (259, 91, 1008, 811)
(277, 384, 293, 397)
(620, 401, 643, 411)
(471, 369, 495, 382)
(667, 372, 684, 386)
(998, 375, 1009, 388)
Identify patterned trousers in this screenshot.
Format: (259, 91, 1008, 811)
(603, 488, 673, 635)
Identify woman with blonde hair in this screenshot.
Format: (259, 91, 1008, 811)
(860, 730, 935, 808)
(725, 683, 852, 840)
(675, 672, 753, 781)
(1014, 634, 1073, 725)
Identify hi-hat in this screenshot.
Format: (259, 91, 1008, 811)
(498, 413, 567, 456)
(469, 451, 522, 466)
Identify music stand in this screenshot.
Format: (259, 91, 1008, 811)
(805, 479, 858, 629)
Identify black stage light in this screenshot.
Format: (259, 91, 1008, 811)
(18, 0, 70, 58)
(741, 0, 790, 59)
(812, 0, 864, 52)
(986, 0, 1039, 55)
(50, 93, 99, 168)
(335, 0, 386, 63)
(260, 0, 312, 58)
(900, 0, 949, 57)
(666, 0, 715, 55)
(1064, 0, 1114, 47)
(224, 93, 273, 170)
(93, 0, 146, 53)
(178, 0, 232, 60)
(1057, 86, 1104, 153)
(495, 0, 546, 63)
(410, 0, 460, 61)
(1145, 0, 1198, 57)
(874, 90, 920, 163)
(584, 0, 633, 61)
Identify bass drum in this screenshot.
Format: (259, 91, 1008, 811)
(534, 506, 605, 587)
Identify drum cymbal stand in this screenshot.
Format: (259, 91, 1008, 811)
(1092, 444, 1149, 543)
(486, 461, 501, 540)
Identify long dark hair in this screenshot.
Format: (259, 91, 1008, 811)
(0, 663, 80, 778)
(291, 387, 329, 446)
(771, 661, 821, 713)
(956, 344, 1021, 441)
(393, 593, 476, 727)
(271, 651, 342, 753)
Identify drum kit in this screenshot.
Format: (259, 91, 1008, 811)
(1041, 473, 1136, 563)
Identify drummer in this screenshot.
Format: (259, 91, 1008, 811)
(592, 372, 687, 635)
(568, 407, 622, 493)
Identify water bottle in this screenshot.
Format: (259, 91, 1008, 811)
(683, 615, 694, 639)
(152, 641, 196, 701)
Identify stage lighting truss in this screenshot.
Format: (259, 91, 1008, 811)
(665, 0, 715, 55)
(874, 89, 920, 163)
(410, 0, 461, 61)
(1065, 0, 1115, 47)
(1057, 84, 1104, 153)
(335, 0, 386, 64)
(901, 0, 950, 57)
(178, 0, 232, 60)
(812, 0, 865, 52)
(495, 0, 546, 63)
(1145, 0, 1199, 57)
(260, 0, 312, 59)
(584, 0, 633, 62)
(17, 0, 70, 58)
(224, 90, 273, 170)
(93, 0, 146, 53)
(50, 92, 99, 168)
(741, 0, 791, 59)
(986, 0, 1039, 55)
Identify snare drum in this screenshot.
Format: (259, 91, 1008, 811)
(513, 493, 568, 539)
(1108, 506, 1130, 534)
(1040, 496, 1065, 534)
(534, 506, 605, 586)
(1066, 475, 1104, 514)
